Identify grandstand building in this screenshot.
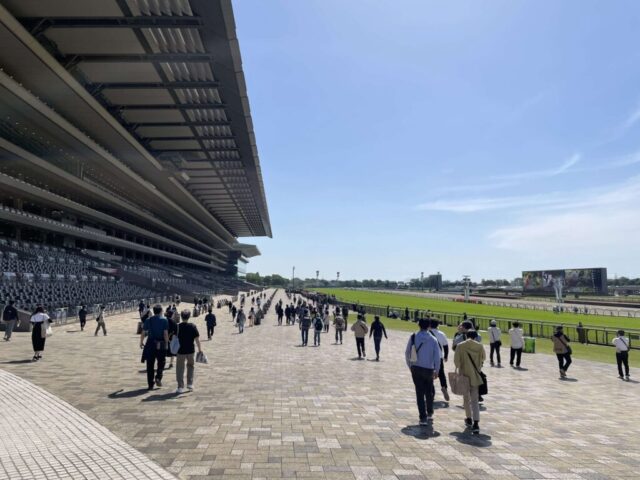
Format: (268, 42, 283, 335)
(0, 0, 271, 314)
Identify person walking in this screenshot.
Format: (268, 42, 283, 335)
(405, 319, 441, 425)
(369, 315, 388, 361)
(204, 308, 216, 340)
(452, 320, 481, 350)
(299, 312, 311, 346)
(2, 300, 19, 341)
(313, 312, 324, 346)
(166, 310, 178, 370)
(140, 305, 169, 390)
(248, 307, 256, 327)
(231, 304, 237, 322)
(454, 330, 485, 434)
(552, 325, 572, 378)
(612, 330, 630, 380)
(94, 305, 107, 336)
(488, 320, 501, 367)
(333, 313, 345, 344)
(429, 319, 450, 401)
(30, 306, 51, 361)
(175, 310, 203, 394)
(351, 315, 369, 359)
(509, 321, 524, 368)
(236, 307, 246, 334)
(78, 305, 87, 332)
(323, 309, 330, 333)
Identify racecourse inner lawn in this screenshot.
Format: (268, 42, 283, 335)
(317, 288, 640, 330)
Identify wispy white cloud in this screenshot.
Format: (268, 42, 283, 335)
(492, 153, 581, 181)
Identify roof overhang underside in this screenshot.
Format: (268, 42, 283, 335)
(0, 0, 271, 240)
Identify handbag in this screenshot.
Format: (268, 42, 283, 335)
(409, 333, 424, 366)
(195, 351, 208, 364)
(169, 324, 181, 355)
(40, 322, 53, 339)
(448, 369, 470, 395)
(559, 336, 572, 355)
(467, 352, 488, 396)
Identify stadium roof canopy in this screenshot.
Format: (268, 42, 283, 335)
(0, 0, 271, 248)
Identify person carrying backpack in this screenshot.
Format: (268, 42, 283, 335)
(299, 313, 312, 346)
(405, 319, 441, 425)
(333, 314, 345, 344)
(313, 313, 324, 346)
(351, 315, 369, 359)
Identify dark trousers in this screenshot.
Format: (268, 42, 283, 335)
(490, 342, 501, 364)
(411, 366, 435, 419)
(335, 329, 343, 343)
(314, 330, 321, 345)
(146, 343, 166, 388)
(301, 328, 309, 345)
(556, 353, 572, 372)
(356, 337, 365, 357)
(373, 335, 382, 357)
(79, 318, 86, 330)
(510, 347, 522, 367)
(617, 351, 630, 377)
(437, 359, 447, 388)
(278, 314, 283, 325)
(207, 325, 214, 338)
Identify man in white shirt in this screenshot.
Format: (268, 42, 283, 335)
(612, 330, 630, 380)
(429, 319, 450, 401)
(509, 322, 524, 368)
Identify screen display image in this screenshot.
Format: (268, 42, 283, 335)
(522, 268, 607, 295)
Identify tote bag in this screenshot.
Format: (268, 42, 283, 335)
(448, 369, 470, 395)
(169, 324, 181, 355)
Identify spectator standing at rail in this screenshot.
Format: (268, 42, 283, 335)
(577, 322, 587, 344)
(369, 315, 388, 361)
(488, 320, 501, 367)
(236, 307, 246, 334)
(509, 322, 524, 368)
(30, 306, 51, 361)
(405, 318, 441, 425)
(351, 315, 369, 359)
(78, 305, 87, 332)
(552, 325, 572, 378)
(333, 312, 345, 344)
(175, 309, 203, 394)
(141, 304, 169, 390)
(454, 330, 485, 434)
(2, 300, 19, 341)
(204, 308, 216, 340)
(94, 305, 107, 336)
(429, 319, 450, 401)
(612, 330, 630, 380)
(313, 311, 324, 346)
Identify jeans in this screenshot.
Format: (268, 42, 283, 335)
(3, 320, 17, 340)
(146, 342, 166, 389)
(356, 337, 365, 357)
(556, 353, 572, 372)
(176, 353, 195, 388)
(314, 330, 321, 345)
(335, 329, 343, 343)
(301, 328, 309, 345)
(463, 385, 480, 422)
(373, 335, 382, 357)
(410, 366, 435, 419)
(616, 351, 630, 377)
(238, 322, 244, 334)
(94, 320, 107, 336)
(490, 342, 501, 364)
(207, 325, 214, 338)
(510, 347, 522, 367)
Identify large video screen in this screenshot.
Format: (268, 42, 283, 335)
(522, 268, 607, 294)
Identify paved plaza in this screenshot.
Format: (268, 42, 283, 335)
(1, 290, 640, 479)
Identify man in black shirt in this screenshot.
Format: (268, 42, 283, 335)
(175, 310, 203, 394)
(204, 309, 216, 340)
(78, 305, 88, 331)
(2, 300, 19, 341)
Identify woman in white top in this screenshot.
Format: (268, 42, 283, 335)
(488, 320, 502, 367)
(509, 322, 524, 368)
(612, 330, 630, 380)
(30, 306, 51, 361)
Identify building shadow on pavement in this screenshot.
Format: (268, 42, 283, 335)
(108, 388, 150, 399)
(450, 431, 492, 447)
(401, 425, 441, 440)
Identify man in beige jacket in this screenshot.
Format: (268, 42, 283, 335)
(351, 314, 369, 359)
(453, 330, 485, 435)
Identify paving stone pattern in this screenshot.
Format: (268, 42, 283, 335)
(1, 289, 639, 479)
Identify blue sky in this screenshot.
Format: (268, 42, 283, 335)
(235, 0, 640, 281)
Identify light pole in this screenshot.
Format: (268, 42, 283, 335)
(316, 270, 319, 286)
(463, 275, 470, 302)
(336, 272, 340, 287)
(292, 266, 295, 290)
(420, 272, 424, 292)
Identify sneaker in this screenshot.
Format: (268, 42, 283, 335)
(619, 375, 624, 379)
(464, 417, 473, 428)
(175, 387, 184, 394)
(155, 378, 162, 387)
(560, 369, 566, 378)
(376, 357, 379, 361)
(626, 375, 630, 380)
(187, 384, 193, 391)
(497, 363, 501, 367)
(472, 422, 480, 434)
(419, 418, 428, 426)
(426, 414, 433, 421)
(32, 355, 38, 362)
(441, 387, 450, 402)
(363, 353, 366, 358)
(490, 361, 494, 366)
(478, 395, 484, 403)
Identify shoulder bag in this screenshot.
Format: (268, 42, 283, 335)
(467, 352, 488, 396)
(169, 324, 181, 355)
(559, 335, 572, 355)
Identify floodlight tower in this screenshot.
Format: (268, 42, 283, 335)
(421, 272, 424, 292)
(463, 275, 471, 302)
(292, 266, 295, 290)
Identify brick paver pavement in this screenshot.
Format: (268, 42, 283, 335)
(1, 289, 639, 479)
